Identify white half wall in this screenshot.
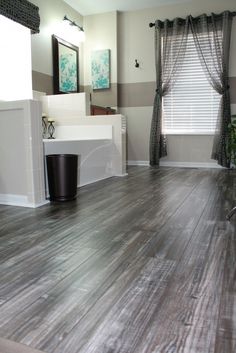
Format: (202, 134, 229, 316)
(0, 100, 47, 208)
(41, 93, 90, 122)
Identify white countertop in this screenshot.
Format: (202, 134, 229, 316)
(43, 138, 112, 142)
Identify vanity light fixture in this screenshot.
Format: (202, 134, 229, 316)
(62, 15, 85, 43)
(63, 15, 84, 33)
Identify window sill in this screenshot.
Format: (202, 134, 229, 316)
(164, 132, 215, 136)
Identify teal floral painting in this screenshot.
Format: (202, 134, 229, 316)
(58, 43, 77, 92)
(52, 35, 79, 94)
(91, 49, 110, 89)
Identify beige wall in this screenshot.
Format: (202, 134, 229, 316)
(29, 0, 236, 165)
(120, 107, 218, 165)
(30, 0, 84, 93)
(118, 0, 236, 84)
(30, 3, 118, 106)
(118, 0, 236, 164)
(83, 11, 118, 107)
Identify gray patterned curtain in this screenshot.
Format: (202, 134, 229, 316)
(0, 0, 40, 34)
(149, 18, 189, 166)
(150, 11, 235, 168)
(190, 11, 234, 168)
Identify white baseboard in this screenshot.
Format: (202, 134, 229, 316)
(160, 161, 223, 169)
(127, 160, 223, 169)
(32, 200, 50, 208)
(128, 160, 149, 166)
(79, 173, 128, 187)
(0, 194, 49, 208)
(114, 173, 128, 177)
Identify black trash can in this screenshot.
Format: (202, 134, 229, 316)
(46, 154, 78, 202)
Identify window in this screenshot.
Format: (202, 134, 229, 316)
(163, 33, 221, 135)
(0, 15, 32, 101)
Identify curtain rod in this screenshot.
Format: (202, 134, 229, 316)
(149, 11, 236, 28)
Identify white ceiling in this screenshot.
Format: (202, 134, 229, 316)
(63, 0, 191, 16)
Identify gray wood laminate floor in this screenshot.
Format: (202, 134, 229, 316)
(0, 166, 236, 353)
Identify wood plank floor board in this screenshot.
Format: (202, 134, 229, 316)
(214, 336, 236, 353)
(0, 241, 123, 329)
(128, 199, 230, 352)
(9, 232, 153, 348)
(22, 173, 229, 350)
(0, 167, 235, 353)
(214, 221, 236, 351)
(0, 246, 99, 304)
(17, 256, 153, 351)
(2, 228, 159, 339)
(2, 230, 156, 346)
(51, 257, 176, 353)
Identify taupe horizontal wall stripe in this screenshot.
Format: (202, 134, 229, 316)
(32, 72, 86, 96)
(230, 77, 236, 103)
(83, 83, 117, 107)
(118, 78, 236, 107)
(32, 71, 53, 95)
(31, 74, 236, 104)
(118, 82, 156, 108)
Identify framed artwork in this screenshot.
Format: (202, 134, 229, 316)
(91, 49, 110, 90)
(52, 35, 79, 94)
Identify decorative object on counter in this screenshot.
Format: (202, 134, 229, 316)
(91, 49, 110, 90)
(52, 35, 79, 94)
(91, 105, 116, 115)
(47, 119, 55, 139)
(42, 113, 48, 138)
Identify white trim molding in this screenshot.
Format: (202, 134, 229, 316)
(0, 194, 49, 208)
(128, 160, 223, 169)
(128, 160, 149, 166)
(160, 161, 223, 169)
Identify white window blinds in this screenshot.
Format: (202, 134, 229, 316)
(163, 33, 221, 134)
